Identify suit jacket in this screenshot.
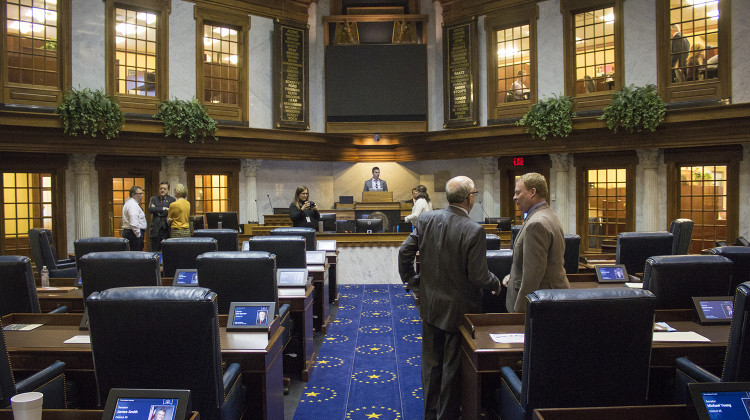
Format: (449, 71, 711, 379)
(148, 195, 176, 237)
(398, 206, 499, 332)
(506, 202, 569, 313)
(363, 179, 388, 191)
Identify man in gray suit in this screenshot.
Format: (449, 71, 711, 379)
(363, 166, 388, 191)
(503, 172, 568, 312)
(399, 175, 501, 420)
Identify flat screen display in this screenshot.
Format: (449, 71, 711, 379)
(227, 302, 275, 332)
(693, 296, 734, 324)
(173, 269, 198, 286)
(205, 212, 239, 231)
(690, 382, 750, 420)
(277, 269, 308, 287)
(595, 264, 628, 283)
(101, 389, 190, 420)
(317, 240, 336, 251)
(306, 251, 326, 265)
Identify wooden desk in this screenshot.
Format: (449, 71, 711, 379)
(37, 288, 84, 313)
(0, 410, 201, 419)
(459, 311, 729, 419)
(278, 285, 315, 381)
(1, 313, 283, 420)
(325, 250, 339, 305)
(308, 263, 330, 333)
(533, 405, 688, 420)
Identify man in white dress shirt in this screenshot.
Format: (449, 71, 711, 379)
(363, 166, 388, 191)
(122, 185, 147, 251)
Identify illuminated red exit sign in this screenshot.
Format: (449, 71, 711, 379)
(513, 157, 524, 166)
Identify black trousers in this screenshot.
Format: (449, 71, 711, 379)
(422, 320, 462, 420)
(122, 229, 145, 251)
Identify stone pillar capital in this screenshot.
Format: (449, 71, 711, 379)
(70, 154, 96, 175)
(242, 159, 262, 177)
(550, 153, 571, 172)
(636, 148, 661, 170)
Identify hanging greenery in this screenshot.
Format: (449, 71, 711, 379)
(516, 95, 576, 140)
(154, 98, 218, 143)
(56, 87, 125, 139)
(599, 84, 666, 133)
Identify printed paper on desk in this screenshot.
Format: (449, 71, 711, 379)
(625, 282, 643, 289)
(64, 335, 91, 344)
(653, 331, 710, 342)
(490, 333, 524, 344)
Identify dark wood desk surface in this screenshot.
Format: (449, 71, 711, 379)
(533, 404, 688, 420)
(1, 313, 283, 420)
(278, 285, 316, 381)
(0, 410, 201, 419)
(460, 311, 728, 420)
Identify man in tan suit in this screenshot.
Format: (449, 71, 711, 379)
(503, 172, 569, 312)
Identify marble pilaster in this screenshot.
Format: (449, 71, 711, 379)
(550, 153, 572, 233)
(637, 148, 661, 232)
(70, 154, 96, 239)
(242, 159, 262, 223)
(163, 156, 186, 191)
(481, 157, 497, 218)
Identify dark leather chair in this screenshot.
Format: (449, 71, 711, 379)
(161, 237, 217, 278)
(708, 246, 750, 295)
(87, 286, 244, 420)
(28, 228, 77, 278)
(510, 225, 522, 249)
(498, 288, 656, 420)
(248, 236, 306, 269)
(193, 228, 239, 251)
(496, 217, 512, 232)
(643, 255, 733, 309)
(335, 220, 355, 233)
(0, 255, 68, 315)
(674, 281, 750, 403)
(78, 251, 162, 301)
(319, 213, 337, 232)
(41, 229, 74, 265)
(74, 237, 130, 266)
(0, 324, 67, 409)
(669, 218, 694, 255)
(563, 234, 581, 274)
(270, 227, 317, 251)
(616, 231, 674, 275)
(484, 250, 513, 313)
(486, 234, 501, 251)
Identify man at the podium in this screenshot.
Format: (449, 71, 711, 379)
(364, 166, 388, 191)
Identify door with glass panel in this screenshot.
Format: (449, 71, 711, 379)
(1, 172, 55, 257)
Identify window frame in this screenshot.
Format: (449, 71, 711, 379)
(485, 1, 538, 122)
(1, 0, 71, 107)
(575, 151, 636, 252)
(105, 0, 170, 115)
(656, 0, 731, 103)
(561, 0, 624, 112)
(185, 158, 240, 215)
(194, 5, 250, 123)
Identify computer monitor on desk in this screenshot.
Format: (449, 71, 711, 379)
(205, 212, 239, 230)
(356, 218, 383, 233)
(189, 215, 205, 231)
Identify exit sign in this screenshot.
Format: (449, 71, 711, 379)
(513, 157, 524, 166)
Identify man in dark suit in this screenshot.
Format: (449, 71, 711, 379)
(363, 166, 388, 191)
(148, 181, 176, 251)
(671, 24, 691, 81)
(503, 172, 568, 313)
(398, 175, 501, 420)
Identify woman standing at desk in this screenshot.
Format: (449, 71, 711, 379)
(289, 186, 320, 229)
(404, 185, 432, 227)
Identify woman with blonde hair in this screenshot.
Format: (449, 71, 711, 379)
(167, 183, 191, 237)
(404, 185, 433, 227)
(686, 41, 705, 81)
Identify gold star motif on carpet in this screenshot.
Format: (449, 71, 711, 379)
(365, 413, 382, 419)
(305, 391, 320, 397)
(318, 360, 329, 364)
(368, 374, 380, 379)
(370, 347, 380, 351)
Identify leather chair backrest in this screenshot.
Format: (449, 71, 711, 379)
(521, 288, 656, 411)
(510, 225, 522, 250)
(336, 220, 355, 233)
(79, 251, 161, 301)
(669, 218, 694, 255)
(709, 246, 750, 295)
(87, 286, 224, 419)
(38, 229, 61, 270)
(496, 217, 512, 232)
(196, 251, 278, 314)
(248, 236, 306, 269)
(643, 255, 733, 309)
(74, 237, 130, 265)
(616, 231, 674, 275)
(486, 234, 501, 251)
(722, 282, 750, 381)
(193, 229, 238, 252)
(563, 234, 581, 274)
(161, 237, 217, 278)
(270, 227, 317, 251)
(28, 228, 47, 275)
(0, 256, 40, 316)
(484, 250, 513, 313)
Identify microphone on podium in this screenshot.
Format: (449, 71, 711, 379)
(478, 202, 491, 223)
(267, 194, 273, 212)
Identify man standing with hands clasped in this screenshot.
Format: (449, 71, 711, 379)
(148, 181, 175, 251)
(363, 166, 388, 191)
(398, 175, 501, 420)
(503, 172, 568, 313)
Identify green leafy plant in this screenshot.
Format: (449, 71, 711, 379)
(154, 98, 217, 143)
(56, 87, 125, 139)
(516, 95, 576, 140)
(599, 84, 666, 133)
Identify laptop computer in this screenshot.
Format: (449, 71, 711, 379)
(692, 296, 734, 325)
(172, 269, 199, 286)
(689, 382, 750, 420)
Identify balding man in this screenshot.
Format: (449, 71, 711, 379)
(398, 175, 501, 420)
(503, 172, 568, 312)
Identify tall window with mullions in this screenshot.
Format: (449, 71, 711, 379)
(114, 6, 157, 96)
(2, 172, 53, 257)
(669, 0, 719, 83)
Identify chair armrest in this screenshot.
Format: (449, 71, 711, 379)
(500, 366, 522, 400)
(16, 361, 66, 408)
(676, 357, 720, 383)
(56, 262, 76, 270)
(223, 362, 242, 398)
(57, 258, 75, 265)
(48, 306, 68, 314)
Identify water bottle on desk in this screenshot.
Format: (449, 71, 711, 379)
(41, 266, 49, 288)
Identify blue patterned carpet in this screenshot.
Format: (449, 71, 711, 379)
(293, 284, 424, 420)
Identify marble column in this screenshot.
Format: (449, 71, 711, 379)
(242, 159, 262, 223)
(481, 157, 497, 219)
(70, 154, 96, 239)
(550, 153, 572, 233)
(163, 156, 186, 191)
(637, 148, 660, 232)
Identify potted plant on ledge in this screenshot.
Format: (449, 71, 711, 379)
(517, 95, 576, 140)
(154, 98, 218, 143)
(56, 87, 125, 139)
(599, 84, 666, 133)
